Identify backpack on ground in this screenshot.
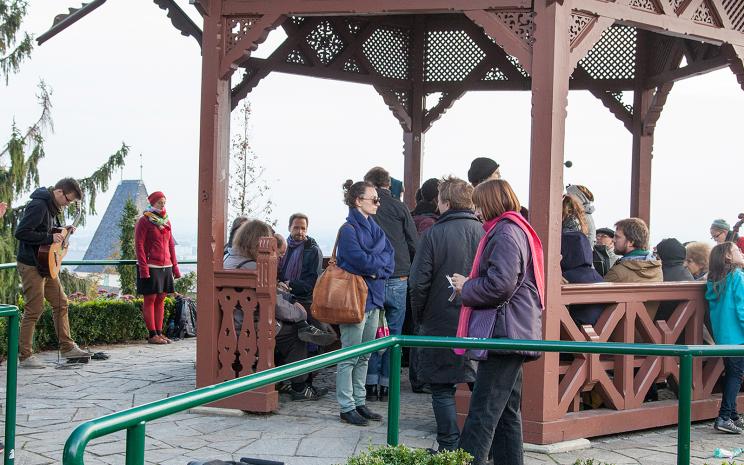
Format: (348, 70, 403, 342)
(167, 295, 197, 339)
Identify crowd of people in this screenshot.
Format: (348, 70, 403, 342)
(10, 161, 744, 462)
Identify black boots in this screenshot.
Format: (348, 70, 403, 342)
(365, 384, 389, 401)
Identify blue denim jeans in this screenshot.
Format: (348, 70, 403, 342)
(366, 278, 408, 387)
(336, 309, 380, 413)
(720, 357, 744, 421)
(430, 383, 460, 451)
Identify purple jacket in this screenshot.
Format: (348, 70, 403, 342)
(461, 219, 543, 359)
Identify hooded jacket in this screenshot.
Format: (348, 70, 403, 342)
(409, 209, 481, 384)
(561, 231, 605, 325)
(656, 238, 694, 282)
(566, 185, 596, 246)
(604, 251, 663, 284)
(15, 187, 61, 267)
(705, 269, 744, 345)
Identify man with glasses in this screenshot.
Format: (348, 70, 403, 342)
(15, 177, 90, 368)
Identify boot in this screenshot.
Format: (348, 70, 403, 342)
(365, 384, 378, 401)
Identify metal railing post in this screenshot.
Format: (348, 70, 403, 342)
(677, 354, 693, 465)
(125, 422, 146, 465)
(387, 344, 401, 446)
(4, 312, 18, 465)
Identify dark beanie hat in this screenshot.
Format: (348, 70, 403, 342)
(468, 157, 499, 186)
(420, 178, 439, 202)
(596, 227, 615, 238)
(656, 238, 686, 262)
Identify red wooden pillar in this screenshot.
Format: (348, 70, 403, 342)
(403, 17, 426, 209)
(522, 0, 571, 443)
(630, 31, 652, 225)
(196, 0, 231, 392)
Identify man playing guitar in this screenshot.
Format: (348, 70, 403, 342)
(15, 178, 89, 368)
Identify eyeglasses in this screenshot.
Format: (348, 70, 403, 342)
(711, 231, 725, 240)
(360, 197, 380, 205)
(64, 193, 77, 203)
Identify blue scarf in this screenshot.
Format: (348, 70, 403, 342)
(280, 237, 304, 281)
(346, 208, 388, 256)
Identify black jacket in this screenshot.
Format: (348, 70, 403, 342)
(15, 187, 61, 267)
(561, 231, 605, 325)
(409, 209, 481, 384)
(279, 236, 323, 306)
(372, 188, 418, 277)
(656, 238, 694, 320)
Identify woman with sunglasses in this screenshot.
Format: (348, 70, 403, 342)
(334, 179, 395, 426)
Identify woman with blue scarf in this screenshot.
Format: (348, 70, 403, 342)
(335, 179, 395, 426)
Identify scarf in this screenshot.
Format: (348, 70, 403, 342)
(144, 206, 170, 231)
(346, 207, 388, 256)
(280, 237, 305, 281)
(454, 210, 545, 355)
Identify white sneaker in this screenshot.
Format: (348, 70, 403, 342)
(19, 355, 45, 369)
(61, 344, 89, 359)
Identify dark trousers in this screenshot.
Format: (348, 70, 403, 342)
(430, 383, 460, 451)
(275, 322, 308, 385)
(458, 354, 524, 465)
(720, 357, 744, 421)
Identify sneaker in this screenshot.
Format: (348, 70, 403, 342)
(61, 344, 90, 359)
(355, 405, 382, 421)
(277, 381, 293, 394)
(297, 324, 337, 346)
(289, 385, 328, 401)
(734, 416, 744, 429)
(340, 410, 369, 426)
(714, 417, 742, 434)
(19, 355, 45, 369)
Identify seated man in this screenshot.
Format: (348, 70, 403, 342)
(278, 213, 336, 343)
(604, 218, 662, 284)
(593, 227, 619, 276)
(224, 219, 328, 401)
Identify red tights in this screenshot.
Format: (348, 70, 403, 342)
(142, 293, 167, 331)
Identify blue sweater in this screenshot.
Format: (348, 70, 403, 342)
(336, 208, 395, 311)
(706, 268, 744, 345)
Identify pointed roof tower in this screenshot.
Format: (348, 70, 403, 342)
(76, 180, 149, 273)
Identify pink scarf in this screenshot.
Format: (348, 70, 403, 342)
(454, 210, 545, 355)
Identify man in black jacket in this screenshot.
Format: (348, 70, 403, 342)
(15, 178, 89, 369)
(363, 167, 418, 401)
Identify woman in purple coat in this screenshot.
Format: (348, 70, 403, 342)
(451, 179, 545, 465)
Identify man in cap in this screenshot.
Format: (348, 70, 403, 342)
(467, 157, 500, 187)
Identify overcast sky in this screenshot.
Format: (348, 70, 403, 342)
(2, 1, 744, 253)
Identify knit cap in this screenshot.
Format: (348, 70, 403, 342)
(420, 178, 439, 202)
(711, 218, 730, 231)
(467, 157, 499, 186)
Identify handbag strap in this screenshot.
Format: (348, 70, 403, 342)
(329, 223, 352, 265)
(496, 260, 529, 310)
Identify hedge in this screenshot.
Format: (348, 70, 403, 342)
(0, 297, 176, 356)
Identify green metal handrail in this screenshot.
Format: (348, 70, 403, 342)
(0, 259, 197, 271)
(62, 335, 744, 465)
(0, 305, 19, 465)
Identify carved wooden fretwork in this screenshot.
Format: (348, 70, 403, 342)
(490, 9, 535, 47)
(691, 0, 723, 27)
(226, 16, 263, 53)
(569, 12, 597, 46)
(628, 0, 664, 14)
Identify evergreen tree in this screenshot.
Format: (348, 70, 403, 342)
(229, 101, 276, 226)
(0, 3, 129, 303)
(117, 198, 138, 295)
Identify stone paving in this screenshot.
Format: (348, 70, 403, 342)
(0, 339, 741, 465)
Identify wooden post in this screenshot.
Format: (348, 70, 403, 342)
(522, 0, 571, 441)
(630, 31, 653, 225)
(196, 1, 231, 391)
(403, 16, 426, 209)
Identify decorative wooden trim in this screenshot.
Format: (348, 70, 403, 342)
(220, 13, 286, 80)
(569, 16, 615, 73)
(221, 0, 533, 16)
(730, 44, 744, 91)
(466, 9, 534, 75)
(154, 0, 203, 46)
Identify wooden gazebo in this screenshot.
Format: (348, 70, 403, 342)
(42, 0, 744, 445)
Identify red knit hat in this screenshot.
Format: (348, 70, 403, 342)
(147, 191, 165, 205)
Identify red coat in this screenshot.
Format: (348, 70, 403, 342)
(134, 216, 180, 279)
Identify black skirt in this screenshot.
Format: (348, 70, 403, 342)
(137, 267, 175, 295)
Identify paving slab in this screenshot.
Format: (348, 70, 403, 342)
(2, 338, 742, 465)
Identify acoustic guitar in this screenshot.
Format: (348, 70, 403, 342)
(37, 205, 83, 279)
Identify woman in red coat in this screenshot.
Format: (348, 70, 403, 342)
(135, 191, 181, 344)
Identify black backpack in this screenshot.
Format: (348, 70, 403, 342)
(168, 295, 197, 339)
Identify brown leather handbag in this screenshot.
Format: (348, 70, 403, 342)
(311, 224, 368, 324)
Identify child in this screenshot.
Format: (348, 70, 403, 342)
(706, 241, 744, 434)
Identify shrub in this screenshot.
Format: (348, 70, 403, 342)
(343, 445, 472, 465)
(175, 271, 197, 296)
(0, 296, 175, 356)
